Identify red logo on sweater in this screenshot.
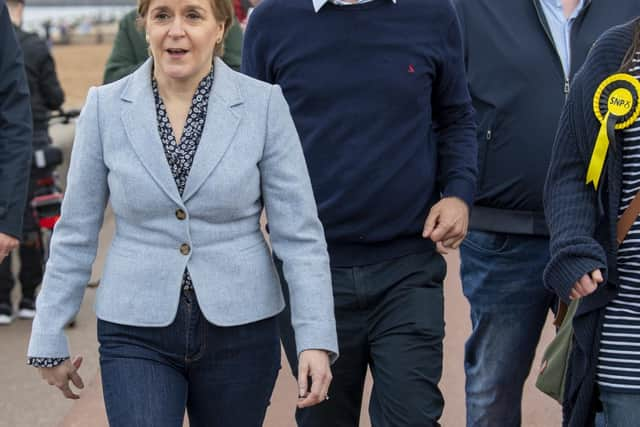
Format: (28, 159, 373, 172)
(408, 64, 415, 73)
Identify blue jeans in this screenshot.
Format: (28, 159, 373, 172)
(277, 250, 447, 427)
(601, 389, 640, 426)
(98, 287, 280, 427)
(460, 231, 555, 427)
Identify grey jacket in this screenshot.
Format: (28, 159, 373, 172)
(28, 58, 338, 361)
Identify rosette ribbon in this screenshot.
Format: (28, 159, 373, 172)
(587, 73, 640, 190)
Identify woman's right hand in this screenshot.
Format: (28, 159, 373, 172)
(297, 349, 332, 408)
(570, 269, 604, 300)
(39, 355, 85, 399)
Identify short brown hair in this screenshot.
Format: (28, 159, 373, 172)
(137, 0, 232, 57)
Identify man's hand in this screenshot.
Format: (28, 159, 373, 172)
(297, 350, 332, 409)
(39, 356, 85, 399)
(0, 232, 19, 263)
(423, 197, 470, 254)
(570, 269, 603, 300)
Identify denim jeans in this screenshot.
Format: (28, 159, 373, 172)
(98, 287, 280, 427)
(600, 389, 640, 426)
(460, 231, 555, 427)
(277, 250, 447, 427)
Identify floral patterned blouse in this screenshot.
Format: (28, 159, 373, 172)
(28, 67, 214, 369)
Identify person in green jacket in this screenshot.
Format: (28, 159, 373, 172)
(103, 7, 243, 84)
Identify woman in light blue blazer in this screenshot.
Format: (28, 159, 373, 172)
(26, 0, 338, 425)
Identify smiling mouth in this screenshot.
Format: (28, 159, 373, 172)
(166, 48, 188, 55)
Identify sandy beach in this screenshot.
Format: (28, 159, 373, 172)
(52, 43, 113, 107)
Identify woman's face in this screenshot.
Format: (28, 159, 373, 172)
(145, 0, 224, 84)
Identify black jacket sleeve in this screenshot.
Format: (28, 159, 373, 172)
(36, 41, 64, 111)
(0, 3, 33, 239)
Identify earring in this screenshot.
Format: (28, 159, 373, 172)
(145, 33, 150, 43)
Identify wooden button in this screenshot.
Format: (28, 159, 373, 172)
(175, 209, 186, 220)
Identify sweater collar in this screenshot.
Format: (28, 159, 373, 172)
(313, 0, 396, 13)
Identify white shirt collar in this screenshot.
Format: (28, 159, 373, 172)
(313, 0, 396, 13)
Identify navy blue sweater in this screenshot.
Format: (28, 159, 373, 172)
(243, 0, 476, 266)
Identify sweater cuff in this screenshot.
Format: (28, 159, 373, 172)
(544, 254, 607, 303)
(442, 178, 475, 210)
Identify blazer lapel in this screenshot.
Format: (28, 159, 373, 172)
(120, 59, 183, 206)
(182, 58, 242, 202)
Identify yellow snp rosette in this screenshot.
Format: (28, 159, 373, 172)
(587, 73, 640, 190)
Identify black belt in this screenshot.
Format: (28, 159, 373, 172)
(470, 206, 549, 236)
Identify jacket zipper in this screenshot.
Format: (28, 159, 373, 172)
(532, 0, 571, 97)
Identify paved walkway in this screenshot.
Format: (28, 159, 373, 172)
(0, 123, 562, 427)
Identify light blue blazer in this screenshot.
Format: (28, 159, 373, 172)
(28, 58, 338, 360)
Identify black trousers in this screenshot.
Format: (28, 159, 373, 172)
(276, 250, 447, 427)
(0, 175, 43, 303)
(0, 243, 42, 303)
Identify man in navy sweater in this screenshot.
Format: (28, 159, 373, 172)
(243, 0, 477, 425)
(453, 1, 640, 426)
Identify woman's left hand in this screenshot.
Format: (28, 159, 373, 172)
(296, 349, 332, 408)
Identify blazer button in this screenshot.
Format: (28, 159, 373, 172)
(175, 208, 186, 220)
(180, 243, 191, 255)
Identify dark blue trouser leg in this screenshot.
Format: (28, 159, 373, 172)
(277, 250, 446, 427)
(99, 289, 280, 427)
